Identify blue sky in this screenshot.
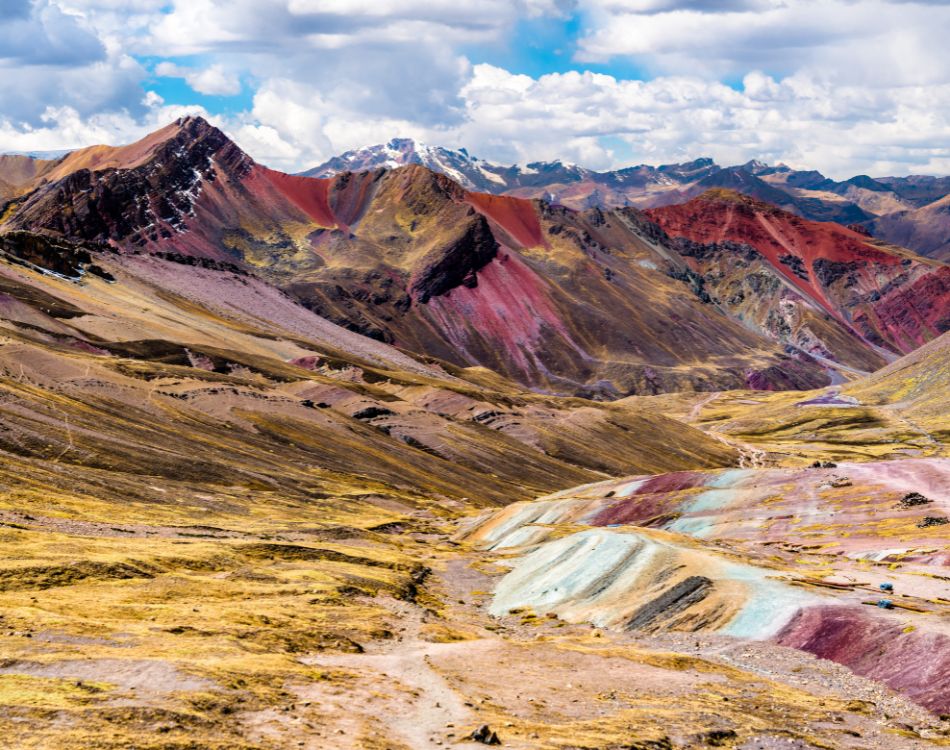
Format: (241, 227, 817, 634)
(1, 0, 949, 179)
(463, 12, 643, 81)
(139, 56, 255, 115)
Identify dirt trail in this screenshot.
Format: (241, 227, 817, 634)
(688, 391, 721, 422)
(687, 391, 768, 468)
(227, 540, 950, 749)
(300, 592, 482, 748)
(303, 637, 485, 748)
(889, 408, 941, 448)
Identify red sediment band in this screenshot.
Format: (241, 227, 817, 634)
(256, 167, 342, 230)
(466, 191, 544, 249)
(775, 605, 950, 713)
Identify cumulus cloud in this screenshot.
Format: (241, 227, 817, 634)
(0, 1, 948, 180)
(0, 0, 105, 66)
(0, 0, 148, 128)
(0, 96, 213, 153)
(454, 65, 950, 178)
(575, 0, 950, 86)
(155, 62, 241, 96)
(141, 0, 543, 57)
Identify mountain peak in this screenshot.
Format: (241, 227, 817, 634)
(170, 115, 237, 148)
(384, 136, 426, 152)
(696, 187, 755, 202)
(693, 187, 783, 212)
(175, 114, 211, 128)
(300, 139, 509, 191)
(655, 157, 720, 181)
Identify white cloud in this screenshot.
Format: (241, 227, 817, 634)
(453, 65, 950, 178)
(0, 97, 212, 153)
(0, 1, 947, 180)
(574, 0, 950, 87)
(0, 0, 150, 127)
(155, 62, 241, 96)
(0, 0, 105, 66)
(140, 0, 555, 57)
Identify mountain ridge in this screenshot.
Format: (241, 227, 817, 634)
(299, 137, 950, 259)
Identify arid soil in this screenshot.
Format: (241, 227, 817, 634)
(246, 546, 949, 749)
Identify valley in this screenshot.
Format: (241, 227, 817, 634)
(0, 118, 947, 749)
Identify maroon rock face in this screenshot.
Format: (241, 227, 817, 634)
(649, 191, 950, 360)
(775, 606, 950, 714)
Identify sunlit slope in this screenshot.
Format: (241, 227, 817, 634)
(649, 190, 949, 361)
(667, 332, 950, 465)
(0, 247, 737, 509)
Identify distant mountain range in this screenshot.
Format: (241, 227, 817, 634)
(302, 139, 950, 261)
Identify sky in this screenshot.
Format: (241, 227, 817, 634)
(0, 0, 949, 179)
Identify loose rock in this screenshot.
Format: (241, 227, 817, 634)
(468, 724, 501, 745)
(900, 492, 933, 507)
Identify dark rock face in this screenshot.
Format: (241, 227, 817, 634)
(624, 575, 712, 630)
(7, 118, 250, 248)
(672, 237, 760, 262)
(468, 724, 502, 745)
(352, 406, 396, 421)
(615, 207, 670, 245)
(666, 266, 713, 304)
(694, 729, 738, 747)
(0, 230, 111, 279)
(151, 250, 247, 276)
(812, 258, 858, 287)
(900, 492, 932, 507)
(778, 253, 809, 280)
(410, 214, 499, 303)
(847, 223, 872, 236)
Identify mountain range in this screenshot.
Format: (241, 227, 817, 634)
(304, 138, 950, 261)
(1, 117, 946, 398)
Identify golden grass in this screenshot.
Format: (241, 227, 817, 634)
(0, 484, 432, 749)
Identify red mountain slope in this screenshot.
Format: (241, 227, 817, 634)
(648, 190, 950, 358)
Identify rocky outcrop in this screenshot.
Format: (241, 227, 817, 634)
(3, 117, 251, 250)
(0, 230, 113, 280)
(410, 214, 499, 303)
(624, 575, 713, 630)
